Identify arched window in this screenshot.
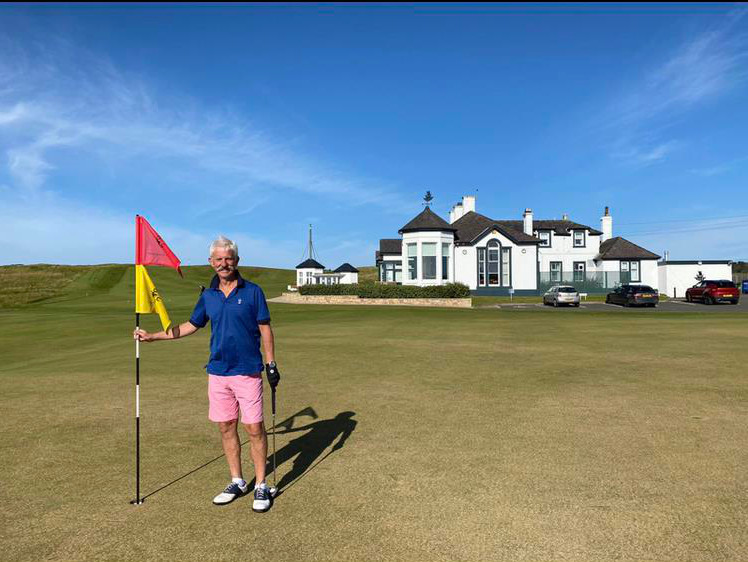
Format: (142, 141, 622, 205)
(487, 240, 500, 286)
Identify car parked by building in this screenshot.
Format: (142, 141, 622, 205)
(543, 285, 581, 307)
(686, 280, 740, 305)
(605, 284, 659, 307)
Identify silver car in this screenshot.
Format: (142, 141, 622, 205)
(543, 285, 581, 307)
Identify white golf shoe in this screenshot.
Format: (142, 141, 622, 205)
(252, 482, 272, 513)
(212, 481, 249, 505)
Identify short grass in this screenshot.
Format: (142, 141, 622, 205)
(1, 266, 746, 561)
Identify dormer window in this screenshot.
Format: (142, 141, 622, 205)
(537, 231, 551, 247)
(573, 230, 585, 247)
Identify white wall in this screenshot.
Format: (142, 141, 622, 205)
(537, 232, 602, 275)
(640, 260, 658, 289)
(515, 245, 538, 290)
(658, 263, 733, 298)
(340, 272, 358, 284)
(454, 245, 477, 289)
(296, 267, 323, 286)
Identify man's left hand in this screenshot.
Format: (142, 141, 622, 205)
(265, 362, 281, 389)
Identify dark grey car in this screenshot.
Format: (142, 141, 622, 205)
(606, 284, 659, 307)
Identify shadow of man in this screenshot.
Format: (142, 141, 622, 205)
(265, 411, 357, 492)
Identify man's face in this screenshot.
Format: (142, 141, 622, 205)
(209, 247, 239, 281)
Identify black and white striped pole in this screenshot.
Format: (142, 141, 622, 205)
(131, 312, 143, 505)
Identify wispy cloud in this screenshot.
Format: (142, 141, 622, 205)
(612, 139, 680, 166)
(0, 31, 408, 265)
(688, 154, 748, 177)
(601, 10, 748, 166)
(0, 33, 408, 205)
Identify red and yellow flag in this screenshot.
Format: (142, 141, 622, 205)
(135, 216, 182, 332)
(135, 215, 182, 275)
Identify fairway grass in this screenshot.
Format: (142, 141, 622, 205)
(1, 266, 746, 561)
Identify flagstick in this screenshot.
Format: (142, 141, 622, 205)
(131, 312, 144, 505)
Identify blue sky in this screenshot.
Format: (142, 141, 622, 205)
(1, 4, 747, 267)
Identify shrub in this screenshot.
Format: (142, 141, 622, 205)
(298, 282, 470, 299)
(298, 283, 360, 296)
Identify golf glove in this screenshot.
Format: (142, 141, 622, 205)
(265, 362, 281, 388)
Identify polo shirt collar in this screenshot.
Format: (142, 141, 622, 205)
(209, 271, 246, 290)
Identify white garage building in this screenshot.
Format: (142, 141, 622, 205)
(657, 261, 734, 298)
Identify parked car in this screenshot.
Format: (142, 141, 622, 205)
(605, 284, 659, 307)
(543, 285, 581, 307)
(686, 280, 740, 305)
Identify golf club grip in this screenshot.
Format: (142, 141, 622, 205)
(271, 387, 276, 415)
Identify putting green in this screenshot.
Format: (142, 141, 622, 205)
(1, 265, 746, 561)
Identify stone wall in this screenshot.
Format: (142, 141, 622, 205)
(273, 292, 472, 308)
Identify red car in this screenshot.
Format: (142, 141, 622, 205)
(686, 280, 740, 305)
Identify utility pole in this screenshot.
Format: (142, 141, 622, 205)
(308, 224, 313, 259)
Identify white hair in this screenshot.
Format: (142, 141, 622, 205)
(210, 235, 239, 258)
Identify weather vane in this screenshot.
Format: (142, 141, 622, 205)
(422, 191, 434, 207)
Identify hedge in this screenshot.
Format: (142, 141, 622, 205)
(298, 282, 471, 299)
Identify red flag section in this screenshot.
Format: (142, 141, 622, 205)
(135, 215, 183, 276)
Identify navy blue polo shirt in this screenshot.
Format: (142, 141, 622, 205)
(189, 273, 271, 376)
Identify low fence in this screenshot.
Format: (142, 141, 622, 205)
(538, 272, 635, 294)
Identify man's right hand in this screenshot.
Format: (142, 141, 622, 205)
(133, 328, 154, 342)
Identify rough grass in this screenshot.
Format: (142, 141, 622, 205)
(1, 266, 746, 561)
(0, 265, 93, 307)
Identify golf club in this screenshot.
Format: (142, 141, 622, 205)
(269, 385, 278, 497)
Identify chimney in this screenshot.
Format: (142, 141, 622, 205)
(449, 195, 477, 223)
(562, 213, 569, 221)
(523, 208, 533, 236)
(449, 202, 464, 224)
(601, 206, 613, 242)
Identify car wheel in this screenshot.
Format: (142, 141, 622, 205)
(553, 300, 559, 307)
(705, 294, 713, 305)
(686, 293, 692, 303)
(731, 300, 739, 305)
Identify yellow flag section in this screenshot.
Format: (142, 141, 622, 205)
(135, 265, 172, 333)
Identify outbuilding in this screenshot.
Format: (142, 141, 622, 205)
(657, 260, 734, 298)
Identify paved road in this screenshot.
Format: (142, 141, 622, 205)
(495, 297, 747, 313)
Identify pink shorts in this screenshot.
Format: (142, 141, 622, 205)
(207, 374, 264, 424)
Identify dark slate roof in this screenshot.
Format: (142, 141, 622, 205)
(334, 263, 359, 273)
(452, 212, 540, 245)
(379, 239, 402, 254)
(498, 219, 603, 236)
(399, 207, 457, 234)
(596, 237, 660, 260)
(296, 258, 325, 269)
(451, 212, 604, 245)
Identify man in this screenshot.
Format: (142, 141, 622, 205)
(133, 235, 281, 512)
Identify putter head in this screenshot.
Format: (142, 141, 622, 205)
(269, 486, 278, 497)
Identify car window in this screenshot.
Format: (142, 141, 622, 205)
(716, 281, 735, 288)
(558, 287, 576, 293)
(633, 286, 655, 293)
